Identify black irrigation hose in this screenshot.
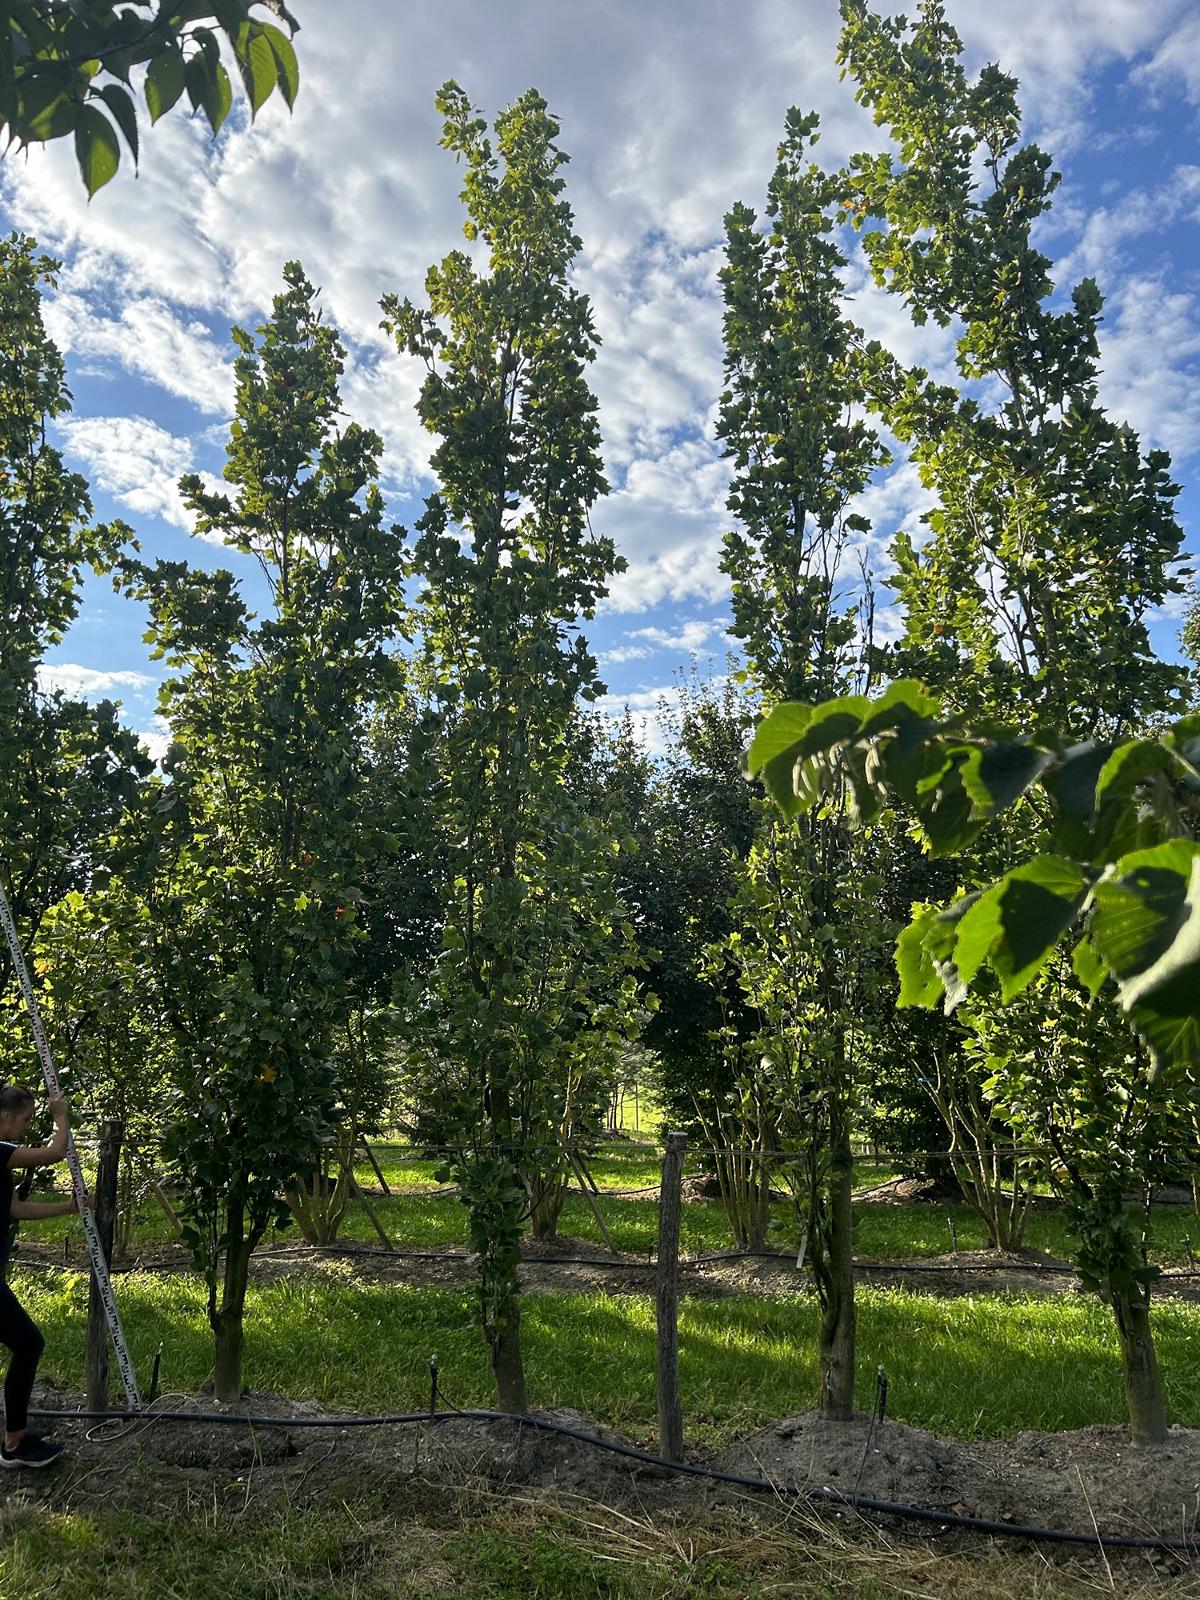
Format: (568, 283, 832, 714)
(27, 1400, 1200, 1556)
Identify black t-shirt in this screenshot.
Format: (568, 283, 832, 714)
(0, 1142, 16, 1271)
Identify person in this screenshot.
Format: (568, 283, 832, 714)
(0, 1084, 78, 1468)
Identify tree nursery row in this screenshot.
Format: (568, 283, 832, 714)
(3, 0, 1199, 1453)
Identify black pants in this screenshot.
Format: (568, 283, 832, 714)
(0, 1278, 44, 1434)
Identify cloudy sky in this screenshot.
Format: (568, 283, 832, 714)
(3, 0, 1199, 757)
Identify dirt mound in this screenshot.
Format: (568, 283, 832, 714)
(710, 1411, 1200, 1542)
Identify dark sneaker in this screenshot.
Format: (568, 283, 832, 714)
(1, 1436, 64, 1469)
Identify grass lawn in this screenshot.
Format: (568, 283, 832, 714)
(22, 1168, 1200, 1272)
(16, 1268, 1200, 1444)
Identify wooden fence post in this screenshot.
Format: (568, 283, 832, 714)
(656, 1130, 686, 1462)
(86, 1118, 123, 1411)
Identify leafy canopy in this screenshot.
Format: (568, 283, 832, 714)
(2, 1, 299, 196)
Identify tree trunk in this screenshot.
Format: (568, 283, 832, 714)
(211, 1227, 254, 1404)
(528, 1174, 567, 1240)
(1110, 1287, 1168, 1446)
(819, 1092, 856, 1420)
(489, 1295, 527, 1413)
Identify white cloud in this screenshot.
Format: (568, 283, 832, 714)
(55, 416, 223, 536)
(130, 714, 172, 765)
(1131, 11, 1200, 105)
(597, 643, 653, 666)
(591, 684, 685, 757)
(1054, 166, 1200, 285)
(43, 291, 235, 416)
(633, 617, 729, 653)
(1097, 275, 1200, 461)
(37, 663, 154, 699)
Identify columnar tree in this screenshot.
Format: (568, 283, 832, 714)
(115, 262, 406, 1399)
(750, 685, 1200, 1445)
(381, 83, 639, 1411)
(834, 0, 1193, 1276)
(713, 109, 889, 1416)
(839, 0, 1189, 736)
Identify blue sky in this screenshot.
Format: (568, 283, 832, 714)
(3, 0, 1199, 757)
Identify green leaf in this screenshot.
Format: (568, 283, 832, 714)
(260, 21, 299, 109)
(747, 703, 814, 777)
(897, 893, 982, 1012)
(789, 695, 869, 758)
(895, 906, 944, 1007)
(1125, 1002, 1200, 1082)
(145, 48, 185, 124)
(237, 25, 277, 117)
(184, 53, 209, 113)
(960, 740, 1053, 817)
(1044, 741, 1114, 821)
(17, 71, 79, 141)
(98, 82, 138, 164)
(74, 104, 120, 196)
(857, 678, 941, 736)
(919, 761, 982, 855)
(1071, 935, 1108, 998)
(950, 882, 1003, 990)
(202, 61, 233, 135)
(987, 857, 1088, 1001)
(1091, 842, 1200, 1017)
(1094, 740, 1173, 811)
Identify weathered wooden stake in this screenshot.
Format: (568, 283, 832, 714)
(656, 1131, 686, 1462)
(86, 1119, 123, 1411)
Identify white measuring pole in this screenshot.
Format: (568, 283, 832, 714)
(0, 879, 142, 1411)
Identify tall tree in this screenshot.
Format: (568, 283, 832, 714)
(839, 0, 1190, 738)
(113, 262, 406, 1400)
(381, 83, 640, 1412)
(832, 0, 1197, 1444)
(714, 109, 889, 1417)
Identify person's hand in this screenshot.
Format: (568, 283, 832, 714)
(47, 1096, 69, 1124)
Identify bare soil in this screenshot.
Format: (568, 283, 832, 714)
(715, 1412, 1200, 1549)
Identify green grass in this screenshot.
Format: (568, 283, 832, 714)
(0, 1494, 1135, 1600)
(15, 1266, 1200, 1443)
(23, 1138, 1200, 1270)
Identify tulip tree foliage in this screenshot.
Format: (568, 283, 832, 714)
(750, 682, 1200, 1442)
(715, 110, 890, 1418)
(2, 1, 300, 196)
(113, 263, 406, 1401)
(381, 83, 639, 1413)
(0, 233, 150, 1061)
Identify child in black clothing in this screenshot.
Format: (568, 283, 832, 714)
(0, 1084, 78, 1467)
